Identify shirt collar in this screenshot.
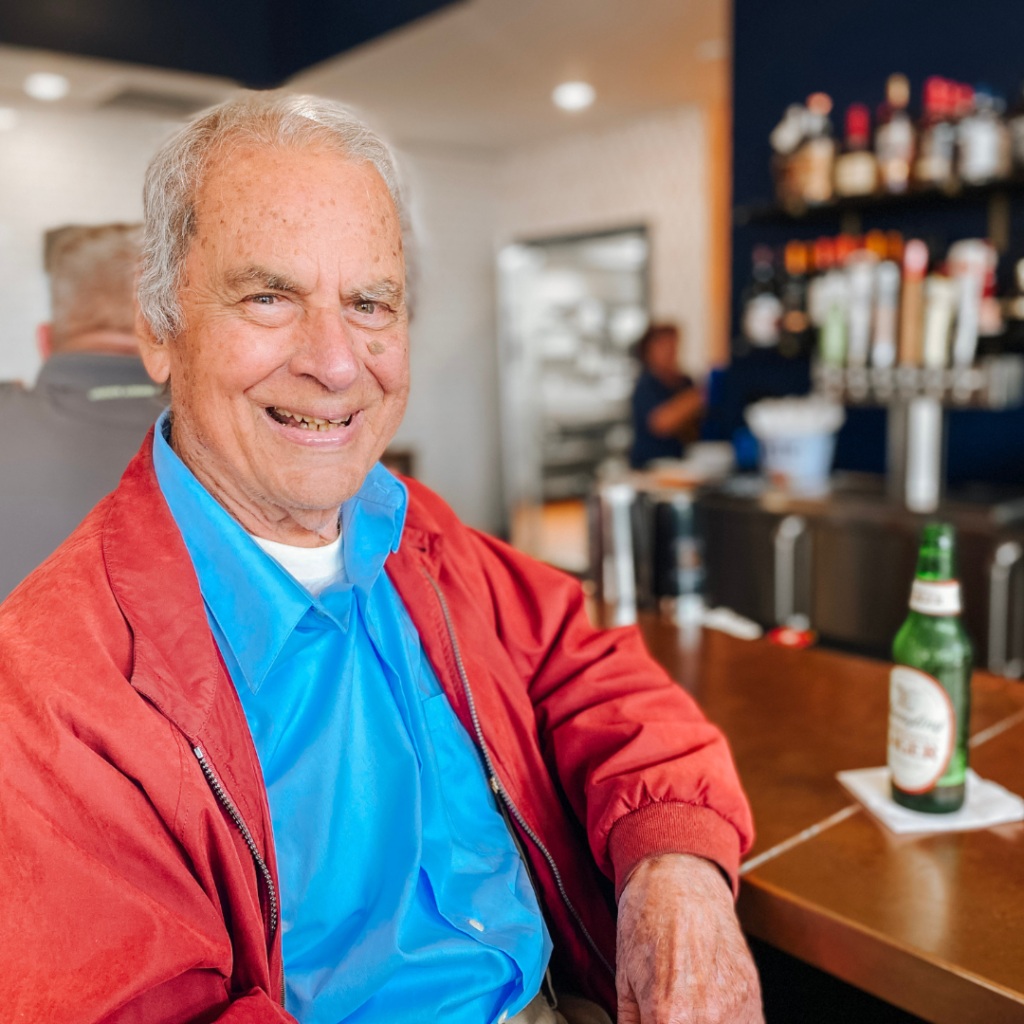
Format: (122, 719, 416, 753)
(35, 352, 157, 393)
(151, 409, 408, 693)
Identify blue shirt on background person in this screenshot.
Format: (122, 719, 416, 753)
(152, 410, 551, 1024)
(630, 369, 692, 467)
(629, 323, 700, 468)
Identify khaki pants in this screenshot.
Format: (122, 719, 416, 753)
(507, 991, 613, 1024)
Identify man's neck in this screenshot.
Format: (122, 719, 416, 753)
(51, 331, 141, 358)
(168, 422, 343, 549)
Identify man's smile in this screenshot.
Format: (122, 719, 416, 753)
(266, 406, 355, 432)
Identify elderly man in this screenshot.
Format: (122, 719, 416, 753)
(0, 93, 760, 1024)
(0, 223, 164, 598)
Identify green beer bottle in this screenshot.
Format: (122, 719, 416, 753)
(888, 522, 973, 813)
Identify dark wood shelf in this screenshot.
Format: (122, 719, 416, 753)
(734, 178, 1024, 227)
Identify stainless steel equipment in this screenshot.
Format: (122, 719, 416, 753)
(698, 475, 1024, 675)
(590, 479, 703, 625)
(815, 357, 1024, 512)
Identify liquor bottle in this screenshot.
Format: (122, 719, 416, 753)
(876, 74, 915, 194)
(888, 523, 973, 813)
(806, 236, 835, 337)
(999, 258, 1024, 354)
(790, 93, 836, 208)
(914, 77, 957, 190)
(834, 103, 878, 197)
(1008, 82, 1024, 172)
(957, 84, 1011, 186)
(779, 240, 813, 358)
(771, 102, 810, 211)
(740, 246, 782, 348)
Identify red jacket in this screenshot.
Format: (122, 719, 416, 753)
(0, 437, 752, 1022)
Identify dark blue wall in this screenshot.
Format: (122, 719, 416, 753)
(731, 0, 1024, 486)
(0, 0, 457, 87)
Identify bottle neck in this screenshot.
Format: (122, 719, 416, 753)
(910, 523, 960, 615)
(915, 523, 957, 581)
(909, 578, 961, 617)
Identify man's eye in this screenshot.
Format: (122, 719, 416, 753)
(355, 300, 379, 315)
(251, 294, 278, 305)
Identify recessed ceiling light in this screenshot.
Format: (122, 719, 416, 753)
(552, 81, 595, 112)
(24, 72, 70, 102)
(0, 108, 17, 131)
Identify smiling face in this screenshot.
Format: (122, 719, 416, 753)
(139, 144, 409, 544)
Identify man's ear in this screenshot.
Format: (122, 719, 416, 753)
(36, 323, 54, 362)
(135, 308, 171, 385)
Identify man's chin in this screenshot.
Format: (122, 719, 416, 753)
(265, 470, 372, 518)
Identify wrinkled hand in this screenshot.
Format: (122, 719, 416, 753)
(616, 853, 763, 1024)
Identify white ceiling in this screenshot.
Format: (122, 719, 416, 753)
(0, 0, 728, 150)
(0, 43, 236, 116)
(290, 0, 730, 152)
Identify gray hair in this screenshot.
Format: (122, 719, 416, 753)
(138, 90, 407, 340)
(44, 222, 142, 347)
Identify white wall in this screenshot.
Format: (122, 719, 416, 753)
(0, 106, 173, 384)
(393, 147, 503, 532)
(496, 106, 709, 376)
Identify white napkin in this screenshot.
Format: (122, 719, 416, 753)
(836, 767, 1024, 835)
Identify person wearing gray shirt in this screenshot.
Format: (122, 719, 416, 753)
(0, 223, 166, 600)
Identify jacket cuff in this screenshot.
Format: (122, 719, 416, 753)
(608, 801, 742, 900)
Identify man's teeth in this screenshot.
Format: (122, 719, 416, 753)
(269, 407, 354, 431)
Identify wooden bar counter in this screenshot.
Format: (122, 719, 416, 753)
(638, 618, 1024, 1024)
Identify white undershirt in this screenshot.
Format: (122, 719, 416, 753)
(252, 531, 345, 596)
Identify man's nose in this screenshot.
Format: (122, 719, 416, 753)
(288, 307, 360, 392)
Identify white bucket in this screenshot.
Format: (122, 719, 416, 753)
(745, 398, 845, 497)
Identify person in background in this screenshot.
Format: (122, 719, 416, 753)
(0, 223, 165, 600)
(629, 323, 704, 467)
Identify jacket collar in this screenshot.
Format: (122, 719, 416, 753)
(102, 433, 439, 740)
(103, 431, 235, 742)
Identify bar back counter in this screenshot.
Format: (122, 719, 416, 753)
(698, 475, 1024, 675)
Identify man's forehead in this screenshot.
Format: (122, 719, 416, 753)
(198, 145, 395, 218)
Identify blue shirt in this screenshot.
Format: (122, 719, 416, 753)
(630, 369, 692, 467)
(152, 413, 551, 1024)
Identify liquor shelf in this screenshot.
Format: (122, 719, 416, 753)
(734, 178, 1024, 227)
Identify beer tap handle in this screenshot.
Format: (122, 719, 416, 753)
(988, 541, 1023, 677)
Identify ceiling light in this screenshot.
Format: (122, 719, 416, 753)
(552, 81, 595, 112)
(0, 108, 17, 131)
(24, 72, 70, 102)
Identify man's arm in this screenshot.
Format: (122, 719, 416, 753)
(617, 854, 763, 1024)
(468, 529, 754, 891)
(464, 534, 759, 1019)
(647, 386, 703, 438)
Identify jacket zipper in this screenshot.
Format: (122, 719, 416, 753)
(193, 744, 279, 940)
(421, 569, 615, 978)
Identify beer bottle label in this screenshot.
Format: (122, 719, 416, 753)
(888, 665, 956, 792)
(908, 579, 962, 616)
